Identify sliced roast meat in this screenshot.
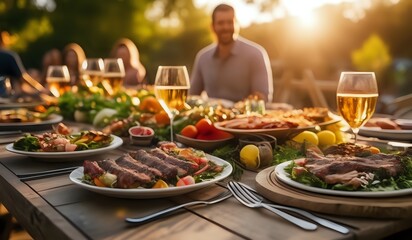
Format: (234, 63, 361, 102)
(115, 154, 163, 179)
(97, 159, 152, 188)
(324, 170, 374, 188)
(150, 148, 198, 174)
(130, 150, 178, 180)
(83, 160, 105, 179)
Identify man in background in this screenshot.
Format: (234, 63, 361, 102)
(190, 3, 273, 103)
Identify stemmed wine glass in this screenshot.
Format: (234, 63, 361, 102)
(46, 65, 71, 97)
(154, 66, 190, 142)
(81, 58, 104, 93)
(336, 72, 378, 143)
(102, 58, 125, 96)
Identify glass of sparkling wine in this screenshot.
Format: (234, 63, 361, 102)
(102, 58, 125, 96)
(336, 72, 378, 143)
(154, 66, 190, 142)
(46, 65, 71, 97)
(81, 58, 104, 91)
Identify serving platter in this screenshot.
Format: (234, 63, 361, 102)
(69, 154, 233, 199)
(274, 160, 412, 198)
(0, 113, 63, 131)
(6, 135, 123, 161)
(255, 166, 412, 218)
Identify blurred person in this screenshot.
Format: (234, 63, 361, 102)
(189, 3, 273, 102)
(0, 30, 46, 97)
(62, 43, 86, 85)
(40, 48, 63, 85)
(110, 38, 146, 87)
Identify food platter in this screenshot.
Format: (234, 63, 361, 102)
(5, 135, 123, 161)
(69, 155, 233, 199)
(0, 114, 63, 131)
(274, 160, 412, 198)
(359, 127, 412, 141)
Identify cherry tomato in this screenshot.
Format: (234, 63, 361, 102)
(180, 125, 198, 138)
(195, 118, 214, 135)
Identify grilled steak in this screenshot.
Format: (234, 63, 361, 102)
(130, 150, 178, 180)
(150, 148, 198, 174)
(97, 159, 152, 188)
(83, 160, 105, 179)
(115, 153, 164, 179)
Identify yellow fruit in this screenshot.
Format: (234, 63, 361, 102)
(152, 179, 169, 188)
(292, 131, 319, 145)
(239, 145, 260, 169)
(317, 130, 336, 146)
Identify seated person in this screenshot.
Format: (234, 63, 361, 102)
(110, 38, 146, 87)
(189, 4, 273, 103)
(62, 43, 86, 85)
(0, 30, 49, 99)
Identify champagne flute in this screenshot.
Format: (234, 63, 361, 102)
(46, 65, 71, 97)
(102, 58, 125, 96)
(154, 66, 190, 142)
(336, 72, 378, 143)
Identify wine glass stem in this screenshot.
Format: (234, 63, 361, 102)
(352, 128, 359, 144)
(170, 115, 174, 142)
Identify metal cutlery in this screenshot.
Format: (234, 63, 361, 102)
(227, 181, 317, 231)
(18, 166, 79, 181)
(125, 190, 232, 223)
(237, 182, 350, 234)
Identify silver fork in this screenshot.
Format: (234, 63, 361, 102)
(125, 190, 232, 223)
(227, 181, 317, 231)
(237, 182, 350, 234)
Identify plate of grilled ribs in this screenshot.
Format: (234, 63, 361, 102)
(69, 142, 233, 198)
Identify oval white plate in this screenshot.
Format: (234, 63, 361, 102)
(6, 135, 123, 160)
(275, 160, 412, 198)
(69, 155, 233, 199)
(359, 127, 412, 141)
(0, 114, 63, 131)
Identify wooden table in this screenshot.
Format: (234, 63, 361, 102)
(0, 124, 411, 240)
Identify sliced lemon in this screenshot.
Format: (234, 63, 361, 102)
(317, 130, 336, 146)
(292, 131, 319, 145)
(240, 144, 260, 169)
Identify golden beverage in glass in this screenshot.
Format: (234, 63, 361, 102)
(337, 93, 378, 129)
(81, 58, 104, 93)
(154, 66, 190, 142)
(102, 58, 125, 96)
(46, 65, 71, 97)
(336, 72, 378, 143)
(154, 86, 189, 115)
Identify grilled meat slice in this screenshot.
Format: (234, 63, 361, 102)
(97, 159, 152, 188)
(130, 150, 178, 180)
(150, 148, 199, 175)
(116, 154, 163, 179)
(83, 160, 105, 179)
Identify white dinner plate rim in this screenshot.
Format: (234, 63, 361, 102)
(275, 160, 412, 198)
(69, 154, 233, 199)
(359, 127, 412, 141)
(0, 114, 63, 127)
(5, 135, 123, 159)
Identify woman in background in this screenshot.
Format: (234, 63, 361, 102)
(110, 38, 146, 88)
(62, 43, 86, 85)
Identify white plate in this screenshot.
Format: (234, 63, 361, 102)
(69, 155, 233, 199)
(275, 160, 412, 198)
(6, 135, 123, 160)
(359, 127, 412, 141)
(0, 114, 63, 131)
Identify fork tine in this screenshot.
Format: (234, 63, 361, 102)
(235, 182, 262, 203)
(228, 181, 251, 206)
